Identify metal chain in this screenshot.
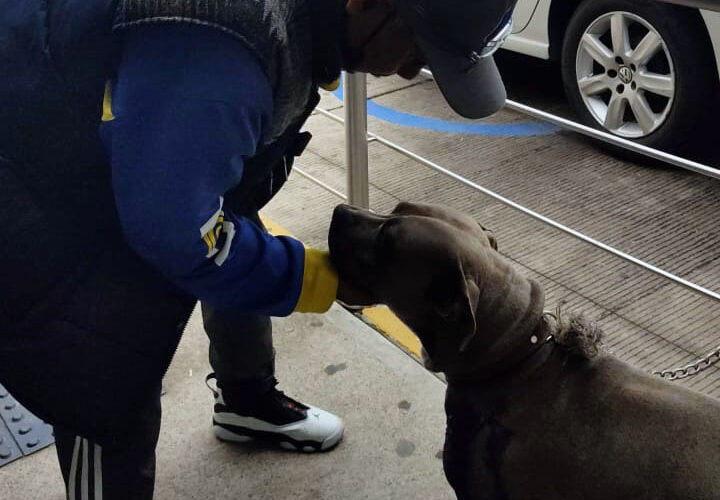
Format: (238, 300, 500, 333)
(543, 308, 720, 382)
(652, 345, 720, 381)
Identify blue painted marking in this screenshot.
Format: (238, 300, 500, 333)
(331, 80, 557, 137)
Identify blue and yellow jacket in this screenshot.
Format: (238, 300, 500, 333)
(104, 24, 338, 316)
(0, 0, 341, 442)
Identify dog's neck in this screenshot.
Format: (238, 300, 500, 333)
(444, 314, 555, 386)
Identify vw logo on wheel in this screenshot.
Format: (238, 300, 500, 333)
(618, 66, 634, 84)
(574, 11, 676, 138)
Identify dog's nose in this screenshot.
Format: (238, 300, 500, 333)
(330, 205, 357, 244)
(331, 206, 354, 236)
(332, 204, 386, 233)
(333, 204, 371, 225)
(332, 204, 354, 224)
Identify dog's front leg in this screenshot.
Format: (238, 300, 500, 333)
(444, 413, 512, 500)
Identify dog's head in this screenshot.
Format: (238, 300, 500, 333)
(329, 202, 544, 375)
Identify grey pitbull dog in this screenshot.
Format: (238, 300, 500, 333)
(329, 201, 720, 500)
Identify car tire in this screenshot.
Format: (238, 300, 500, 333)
(561, 0, 718, 157)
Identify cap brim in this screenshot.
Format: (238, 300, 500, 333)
(417, 37, 507, 119)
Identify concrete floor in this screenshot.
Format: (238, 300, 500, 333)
(1, 305, 454, 499)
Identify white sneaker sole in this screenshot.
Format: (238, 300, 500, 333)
(213, 423, 344, 452)
(213, 426, 253, 443)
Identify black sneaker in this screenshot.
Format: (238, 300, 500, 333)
(206, 374, 344, 452)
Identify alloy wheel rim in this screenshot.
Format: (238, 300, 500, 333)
(575, 11, 676, 138)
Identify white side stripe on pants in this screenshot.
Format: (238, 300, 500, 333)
(67, 437, 103, 500)
(81, 438, 89, 500)
(67, 437, 81, 500)
(94, 443, 103, 500)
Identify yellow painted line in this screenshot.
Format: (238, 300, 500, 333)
(361, 306, 421, 357)
(260, 214, 421, 359)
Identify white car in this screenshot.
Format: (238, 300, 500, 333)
(503, 0, 720, 153)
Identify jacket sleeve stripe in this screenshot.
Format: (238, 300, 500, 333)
(102, 81, 115, 122)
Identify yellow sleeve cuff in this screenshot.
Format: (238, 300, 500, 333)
(293, 248, 339, 313)
(320, 78, 341, 92)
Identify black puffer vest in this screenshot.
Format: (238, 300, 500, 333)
(113, 0, 345, 214)
(0, 0, 343, 441)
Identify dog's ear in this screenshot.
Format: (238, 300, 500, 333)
(431, 259, 481, 353)
(479, 224, 498, 251)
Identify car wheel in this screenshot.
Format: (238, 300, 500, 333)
(561, 0, 717, 155)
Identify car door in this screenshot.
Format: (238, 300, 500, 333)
(511, 0, 541, 33)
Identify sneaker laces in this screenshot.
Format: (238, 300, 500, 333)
(271, 385, 309, 412)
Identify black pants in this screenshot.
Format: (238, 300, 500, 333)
(2, 157, 278, 498)
(54, 306, 274, 500)
(55, 387, 162, 500)
(51, 211, 274, 500)
(0, 157, 276, 499)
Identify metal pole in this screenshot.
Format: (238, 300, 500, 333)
(418, 68, 720, 180)
(505, 100, 720, 180)
(313, 107, 720, 302)
(294, 167, 347, 201)
(344, 71, 370, 208)
(369, 133, 720, 303)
